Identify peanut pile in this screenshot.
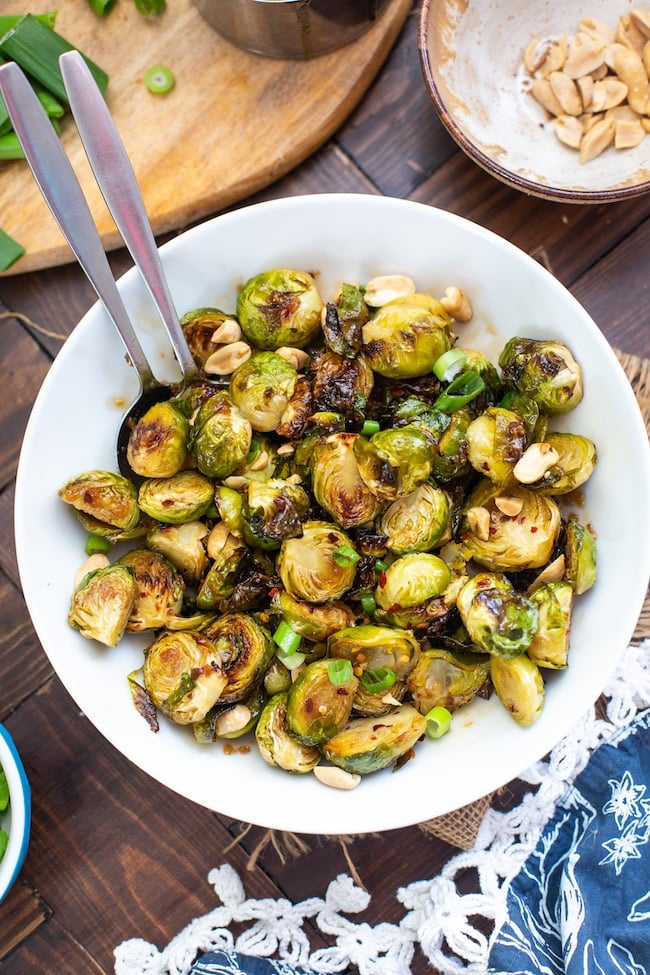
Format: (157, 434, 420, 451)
(523, 10, 650, 163)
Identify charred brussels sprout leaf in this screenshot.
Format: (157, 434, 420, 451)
(59, 470, 140, 531)
(117, 548, 185, 631)
(277, 521, 358, 603)
(143, 630, 227, 725)
(321, 704, 427, 774)
(230, 352, 297, 433)
(126, 401, 190, 478)
(286, 658, 358, 745)
(321, 283, 368, 357)
(362, 294, 454, 379)
(490, 654, 545, 726)
(237, 269, 323, 350)
(311, 351, 375, 429)
(499, 337, 583, 415)
(68, 564, 137, 647)
(456, 572, 539, 657)
(311, 432, 381, 528)
(190, 390, 252, 479)
(407, 647, 490, 713)
(138, 470, 214, 523)
(255, 692, 321, 772)
(564, 520, 597, 594)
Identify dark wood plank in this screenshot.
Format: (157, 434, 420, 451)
(0, 482, 18, 588)
(0, 576, 51, 721)
(2, 917, 105, 975)
(0, 880, 50, 962)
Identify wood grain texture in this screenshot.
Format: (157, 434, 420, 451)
(0, 0, 411, 275)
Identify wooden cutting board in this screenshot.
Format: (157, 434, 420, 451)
(0, 0, 412, 275)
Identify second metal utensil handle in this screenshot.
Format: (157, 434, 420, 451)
(59, 50, 198, 385)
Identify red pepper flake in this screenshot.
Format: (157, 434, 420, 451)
(530, 526, 538, 533)
(378, 570, 387, 587)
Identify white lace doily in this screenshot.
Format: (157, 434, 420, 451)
(114, 638, 650, 975)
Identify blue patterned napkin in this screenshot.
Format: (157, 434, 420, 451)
(190, 950, 311, 974)
(488, 708, 650, 975)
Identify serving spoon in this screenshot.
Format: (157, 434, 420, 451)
(0, 52, 200, 476)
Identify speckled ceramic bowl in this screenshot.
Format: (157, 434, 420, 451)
(0, 725, 31, 903)
(418, 0, 650, 202)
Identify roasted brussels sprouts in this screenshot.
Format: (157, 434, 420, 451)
(196, 532, 247, 609)
(379, 482, 451, 554)
(274, 590, 356, 642)
(189, 391, 252, 479)
(59, 470, 140, 531)
(460, 480, 561, 571)
(237, 269, 323, 350)
(241, 478, 310, 550)
(362, 294, 454, 379)
(138, 471, 214, 524)
(194, 685, 267, 743)
(68, 563, 137, 647)
(321, 704, 427, 774)
(202, 612, 276, 704)
(354, 425, 433, 501)
(311, 351, 375, 429)
(145, 520, 210, 584)
(407, 647, 490, 714)
(142, 630, 227, 724)
(328, 624, 420, 679)
(118, 548, 185, 631)
(490, 654, 545, 727)
(525, 433, 597, 495)
(466, 407, 528, 483)
(126, 401, 190, 478)
(456, 572, 539, 657)
(276, 521, 358, 603)
(255, 692, 321, 772)
(311, 433, 381, 528)
(180, 307, 238, 366)
(230, 352, 298, 433)
(527, 580, 573, 669)
(499, 337, 583, 415)
(321, 282, 369, 357)
(375, 553, 451, 617)
(564, 519, 597, 594)
(285, 658, 358, 745)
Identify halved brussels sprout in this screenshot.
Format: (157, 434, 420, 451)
(456, 572, 539, 657)
(118, 548, 185, 631)
(276, 375, 313, 439)
(311, 351, 375, 428)
(362, 294, 454, 379)
(59, 470, 140, 531)
(214, 485, 244, 535)
(180, 307, 238, 366)
(274, 590, 357, 642)
(379, 482, 451, 554)
(143, 630, 227, 725)
(466, 407, 528, 483)
(285, 658, 358, 745)
(407, 647, 490, 713)
(68, 564, 137, 647)
(498, 337, 583, 415)
(354, 425, 433, 501)
(196, 533, 248, 609)
(276, 521, 358, 603)
(230, 352, 298, 433)
(255, 692, 321, 772)
(190, 391, 252, 479)
(564, 519, 597, 594)
(237, 269, 323, 350)
(202, 612, 276, 704)
(460, 480, 561, 571)
(375, 553, 451, 615)
(138, 471, 214, 524)
(312, 433, 381, 528)
(526, 433, 597, 495)
(528, 580, 573, 669)
(352, 678, 407, 717)
(321, 704, 427, 774)
(241, 478, 310, 550)
(126, 401, 190, 478)
(328, 624, 420, 680)
(490, 654, 545, 726)
(145, 521, 210, 585)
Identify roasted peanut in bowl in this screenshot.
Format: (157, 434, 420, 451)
(418, 0, 650, 202)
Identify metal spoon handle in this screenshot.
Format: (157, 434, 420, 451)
(59, 50, 198, 384)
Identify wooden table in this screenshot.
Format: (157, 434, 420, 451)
(1, 5, 649, 973)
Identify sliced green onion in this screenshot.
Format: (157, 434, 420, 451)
(135, 0, 167, 14)
(36, 87, 65, 119)
(143, 63, 175, 94)
(332, 544, 360, 568)
(359, 666, 396, 694)
(374, 558, 388, 572)
(276, 648, 306, 671)
(361, 419, 380, 436)
(86, 0, 117, 14)
(0, 131, 24, 160)
(425, 705, 452, 739)
(433, 348, 467, 382)
(85, 533, 111, 556)
(434, 369, 485, 413)
(0, 227, 25, 270)
(272, 619, 302, 655)
(359, 592, 376, 615)
(328, 658, 353, 685)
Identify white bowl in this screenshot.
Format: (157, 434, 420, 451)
(0, 725, 31, 903)
(418, 0, 650, 202)
(14, 194, 650, 834)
